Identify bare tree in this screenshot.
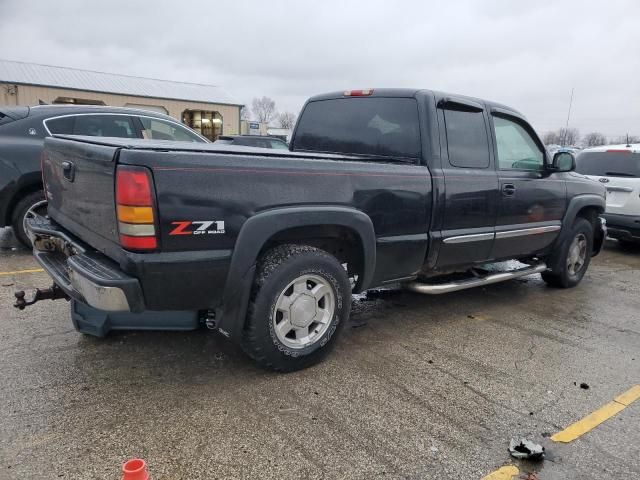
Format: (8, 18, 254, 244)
(583, 132, 607, 147)
(543, 128, 580, 146)
(240, 105, 251, 121)
(542, 131, 561, 145)
(611, 134, 640, 145)
(251, 96, 277, 124)
(276, 111, 296, 129)
(558, 127, 580, 146)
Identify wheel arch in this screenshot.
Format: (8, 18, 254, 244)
(5, 174, 43, 226)
(547, 194, 605, 271)
(218, 206, 376, 339)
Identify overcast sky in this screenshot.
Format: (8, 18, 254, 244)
(1, 0, 638, 136)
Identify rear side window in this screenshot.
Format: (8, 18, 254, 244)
(139, 117, 204, 143)
(576, 152, 640, 177)
(47, 115, 138, 138)
(270, 139, 289, 150)
(0, 112, 15, 127)
(46, 116, 74, 134)
(443, 109, 490, 168)
(293, 98, 421, 160)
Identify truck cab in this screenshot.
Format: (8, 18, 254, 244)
(291, 89, 606, 273)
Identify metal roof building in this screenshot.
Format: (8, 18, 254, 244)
(0, 59, 243, 140)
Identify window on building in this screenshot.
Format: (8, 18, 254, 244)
(443, 109, 490, 168)
(182, 110, 223, 141)
(52, 97, 106, 106)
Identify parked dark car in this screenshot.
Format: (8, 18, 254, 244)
(214, 135, 289, 150)
(22, 88, 606, 371)
(0, 105, 207, 246)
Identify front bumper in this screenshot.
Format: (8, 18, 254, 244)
(26, 215, 144, 312)
(603, 213, 640, 243)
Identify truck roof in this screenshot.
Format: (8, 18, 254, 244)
(307, 88, 523, 117)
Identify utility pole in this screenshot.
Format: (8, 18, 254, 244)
(563, 88, 574, 146)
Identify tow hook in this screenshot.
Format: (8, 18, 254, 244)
(14, 284, 69, 310)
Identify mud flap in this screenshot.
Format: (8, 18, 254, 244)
(70, 300, 200, 337)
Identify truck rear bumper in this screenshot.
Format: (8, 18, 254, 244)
(27, 215, 145, 312)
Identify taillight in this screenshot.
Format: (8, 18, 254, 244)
(116, 166, 157, 251)
(606, 149, 631, 153)
(343, 89, 373, 97)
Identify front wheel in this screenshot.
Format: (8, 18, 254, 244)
(542, 217, 593, 288)
(241, 244, 352, 372)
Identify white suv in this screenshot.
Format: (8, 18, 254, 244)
(576, 144, 640, 244)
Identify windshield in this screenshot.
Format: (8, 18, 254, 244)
(576, 151, 640, 177)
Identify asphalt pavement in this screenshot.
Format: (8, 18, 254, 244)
(1, 226, 638, 479)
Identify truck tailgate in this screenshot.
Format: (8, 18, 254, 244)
(43, 136, 120, 247)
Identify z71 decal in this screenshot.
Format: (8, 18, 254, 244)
(169, 220, 226, 236)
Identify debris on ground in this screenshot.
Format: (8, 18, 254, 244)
(508, 438, 545, 460)
(580, 382, 590, 390)
(521, 473, 539, 480)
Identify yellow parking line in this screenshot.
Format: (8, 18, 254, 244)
(481, 465, 519, 480)
(551, 384, 640, 443)
(0, 268, 44, 276)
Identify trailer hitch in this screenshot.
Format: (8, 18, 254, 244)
(14, 284, 69, 310)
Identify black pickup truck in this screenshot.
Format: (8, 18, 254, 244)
(21, 88, 606, 371)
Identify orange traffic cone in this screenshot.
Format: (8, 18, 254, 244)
(122, 458, 150, 480)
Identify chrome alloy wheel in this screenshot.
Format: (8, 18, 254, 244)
(567, 232, 588, 276)
(22, 200, 48, 236)
(272, 274, 336, 349)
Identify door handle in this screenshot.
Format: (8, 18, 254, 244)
(62, 161, 75, 182)
(502, 184, 516, 196)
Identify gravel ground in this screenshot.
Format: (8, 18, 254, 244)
(1, 226, 639, 479)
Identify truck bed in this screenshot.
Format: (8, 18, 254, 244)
(42, 135, 433, 306)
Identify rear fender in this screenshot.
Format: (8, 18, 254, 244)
(217, 206, 376, 339)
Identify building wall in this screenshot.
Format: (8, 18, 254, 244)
(240, 119, 269, 136)
(1, 84, 240, 135)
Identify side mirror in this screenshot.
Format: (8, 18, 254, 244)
(552, 151, 576, 172)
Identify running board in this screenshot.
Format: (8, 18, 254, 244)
(404, 263, 547, 295)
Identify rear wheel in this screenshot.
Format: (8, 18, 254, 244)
(241, 244, 351, 372)
(542, 218, 593, 288)
(11, 191, 47, 248)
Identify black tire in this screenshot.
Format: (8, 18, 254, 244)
(241, 244, 351, 372)
(11, 190, 46, 248)
(542, 217, 593, 288)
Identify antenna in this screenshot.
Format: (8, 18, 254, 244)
(563, 88, 574, 146)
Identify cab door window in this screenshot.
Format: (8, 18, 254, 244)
(493, 116, 544, 171)
(443, 109, 490, 168)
